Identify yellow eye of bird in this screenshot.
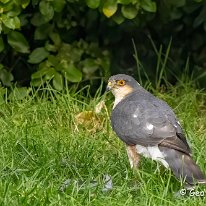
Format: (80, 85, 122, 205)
(117, 80, 126, 86)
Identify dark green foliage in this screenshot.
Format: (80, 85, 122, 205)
(0, 0, 206, 89)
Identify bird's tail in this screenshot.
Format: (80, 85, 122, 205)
(159, 146, 206, 185)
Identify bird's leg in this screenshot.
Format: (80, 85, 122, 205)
(126, 145, 140, 169)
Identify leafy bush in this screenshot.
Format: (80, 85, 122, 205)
(0, 0, 111, 90)
(0, 0, 205, 90)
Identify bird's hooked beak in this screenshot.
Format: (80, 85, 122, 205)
(106, 80, 115, 92)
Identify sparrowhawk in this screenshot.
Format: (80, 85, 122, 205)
(107, 74, 206, 185)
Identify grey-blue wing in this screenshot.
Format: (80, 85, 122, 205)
(111, 99, 191, 155)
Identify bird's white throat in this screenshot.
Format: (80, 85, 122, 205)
(113, 94, 125, 109)
(112, 86, 133, 109)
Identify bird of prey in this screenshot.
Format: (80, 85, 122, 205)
(107, 74, 206, 185)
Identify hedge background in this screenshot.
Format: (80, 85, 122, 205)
(0, 0, 206, 93)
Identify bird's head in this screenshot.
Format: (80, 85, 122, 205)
(106, 74, 140, 101)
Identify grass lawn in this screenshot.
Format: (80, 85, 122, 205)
(0, 82, 206, 206)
